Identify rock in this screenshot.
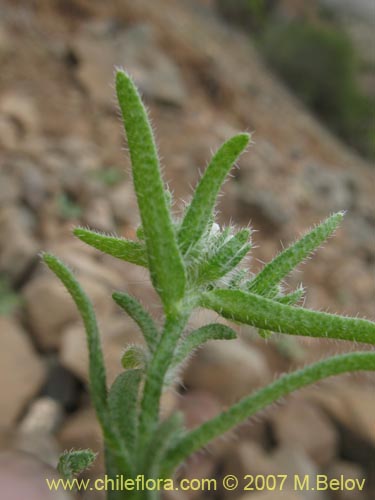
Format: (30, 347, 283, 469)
(160, 388, 179, 419)
(177, 453, 216, 499)
(83, 198, 115, 233)
(19, 160, 48, 210)
(222, 441, 274, 497)
(268, 399, 339, 466)
(238, 491, 306, 500)
(76, 23, 186, 108)
(234, 414, 269, 447)
(45, 242, 126, 289)
(0, 317, 46, 429)
(109, 182, 138, 226)
(176, 391, 228, 458)
(237, 189, 292, 233)
(13, 397, 62, 466)
(0, 451, 74, 500)
(116, 24, 187, 106)
(18, 396, 62, 436)
(0, 92, 39, 136)
(163, 491, 189, 500)
(24, 274, 114, 350)
(41, 361, 82, 412)
(305, 381, 375, 446)
(223, 442, 324, 500)
(183, 338, 272, 404)
(305, 381, 375, 462)
(271, 450, 327, 500)
(325, 460, 366, 500)
(178, 390, 221, 429)
(270, 446, 327, 500)
(0, 168, 20, 207)
(0, 23, 12, 56)
(0, 115, 18, 149)
(298, 163, 357, 213)
(0, 207, 39, 285)
(59, 315, 143, 386)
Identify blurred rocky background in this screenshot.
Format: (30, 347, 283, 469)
(0, 0, 374, 499)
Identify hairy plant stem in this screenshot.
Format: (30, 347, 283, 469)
(42, 254, 133, 477)
(137, 309, 189, 459)
(43, 70, 375, 499)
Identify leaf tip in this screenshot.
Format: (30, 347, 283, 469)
(232, 132, 251, 152)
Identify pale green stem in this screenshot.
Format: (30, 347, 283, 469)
(137, 311, 189, 455)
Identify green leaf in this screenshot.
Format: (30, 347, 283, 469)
(172, 323, 237, 368)
(121, 345, 148, 370)
(178, 133, 250, 255)
(247, 212, 344, 296)
(42, 253, 133, 476)
(42, 253, 108, 423)
(73, 227, 147, 267)
(58, 449, 97, 480)
(138, 312, 189, 451)
(136, 225, 145, 240)
(113, 291, 159, 352)
(197, 228, 251, 283)
(228, 268, 248, 289)
(108, 369, 142, 456)
(258, 286, 305, 338)
(200, 289, 375, 345)
(162, 351, 375, 475)
(276, 286, 305, 305)
(141, 412, 184, 478)
(116, 70, 186, 312)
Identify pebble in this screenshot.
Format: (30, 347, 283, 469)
(0, 317, 46, 428)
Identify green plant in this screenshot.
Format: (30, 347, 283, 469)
(260, 20, 375, 160)
(216, 0, 270, 31)
(42, 70, 375, 499)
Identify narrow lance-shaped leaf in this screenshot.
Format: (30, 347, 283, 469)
(162, 351, 375, 475)
(172, 323, 237, 368)
(108, 369, 142, 456)
(247, 212, 344, 296)
(178, 133, 250, 255)
(141, 412, 184, 479)
(276, 286, 305, 305)
(138, 312, 189, 451)
(200, 289, 375, 345)
(136, 224, 145, 240)
(116, 70, 186, 311)
(228, 268, 247, 289)
(42, 253, 108, 423)
(113, 291, 159, 352)
(74, 227, 147, 267)
(258, 286, 305, 338)
(197, 228, 251, 283)
(42, 253, 133, 476)
(104, 448, 133, 500)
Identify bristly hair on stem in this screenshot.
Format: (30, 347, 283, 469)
(42, 69, 375, 498)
